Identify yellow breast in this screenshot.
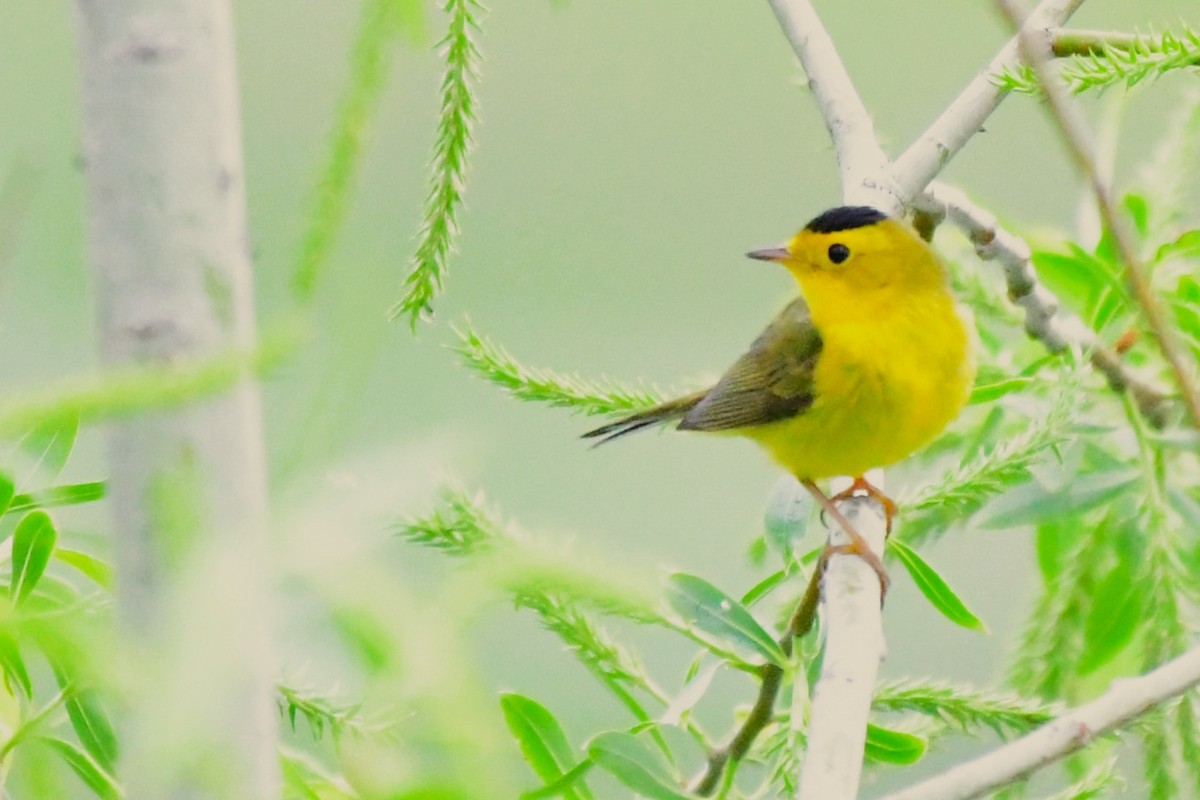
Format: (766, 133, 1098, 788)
(748, 291, 973, 479)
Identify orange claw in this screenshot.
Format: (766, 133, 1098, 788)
(801, 479, 890, 600)
(1114, 328, 1138, 356)
(830, 476, 898, 535)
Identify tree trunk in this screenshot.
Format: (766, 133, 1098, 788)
(72, 0, 277, 796)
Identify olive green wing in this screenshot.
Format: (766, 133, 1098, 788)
(678, 296, 822, 432)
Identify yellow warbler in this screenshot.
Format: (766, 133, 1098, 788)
(586, 206, 974, 581)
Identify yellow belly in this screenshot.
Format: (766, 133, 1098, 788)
(746, 303, 973, 479)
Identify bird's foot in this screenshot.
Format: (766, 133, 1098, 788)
(800, 479, 890, 601)
(829, 475, 898, 535)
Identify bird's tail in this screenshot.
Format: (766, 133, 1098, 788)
(582, 390, 708, 446)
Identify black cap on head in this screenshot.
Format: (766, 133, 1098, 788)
(804, 206, 888, 234)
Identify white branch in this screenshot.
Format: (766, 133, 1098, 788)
(759, 4, 1100, 799)
(880, 644, 1200, 800)
(73, 0, 277, 796)
(889, 0, 1085, 201)
(796, 494, 888, 800)
(992, 0, 1200, 429)
(915, 183, 1173, 425)
(766, 0, 896, 210)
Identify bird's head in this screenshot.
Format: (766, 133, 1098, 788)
(748, 206, 947, 293)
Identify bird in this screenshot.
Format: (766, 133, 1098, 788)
(584, 205, 975, 589)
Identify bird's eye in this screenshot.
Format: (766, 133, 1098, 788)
(828, 243, 850, 264)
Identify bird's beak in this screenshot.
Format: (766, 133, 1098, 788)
(746, 246, 791, 263)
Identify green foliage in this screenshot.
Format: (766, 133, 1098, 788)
(421, 162, 1200, 793)
(391, 0, 486, 327)
(872, 680, 1055, 737)
(454, 323, 664, 416)
(399, 489, 670, 733)
(277, 684, 396, 742)
(665, 573, 786, 667)
(33, 737, 120, 800)
(10, 3, 1200, 798)
(1044, 754, 1121, 800)
(0, 423, 120, 799)
(294, 0, 423, 300)
(587, 731, 689, 800)
(11, 511, 58, 606)
(997, 27, 1200, 95)
(900, 382, 1074, 542)
(888, 540, 986, 632)
(280, 748, 358, 800)
(500, 694, 594, 799)
(0, 324, 299, 439)
(396, 486, 501, 555)
(863, 723, 927, 765)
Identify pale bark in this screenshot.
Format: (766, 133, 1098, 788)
(881, 644, 1200, 800)
(73, 0, 277, 796)
(760, 1, 1086, 797)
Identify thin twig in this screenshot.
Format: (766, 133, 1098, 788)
(794, 496, 887, 800)
(993, 0, 1200, 429)
(1049, 28, 1141, 57)
(879, 643, 1200, 800)
(889, 0, 1085, 201)
(692, 555, 824, 796)
(914, 182, 1173, 426)
(765, 0, 895, 209)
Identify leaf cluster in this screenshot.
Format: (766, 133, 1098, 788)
(0, 416, 119, 799)
(391, 0, 486, 327)
(405, 91, 1200, 796)
(997, 26, 1200, 95)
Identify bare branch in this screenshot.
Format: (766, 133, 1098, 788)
(880, 644, 1200, 800)
(1049, 28, 1141, 57)
(692, 560, 823, 795)
(993, 0, 1200, 428)
(890, 0, 1085, 201)
(765, 0, 895, 209)
(914, 182, 1173, 426)
(795, 495, 888, 800)
(73, 0, 277, 795)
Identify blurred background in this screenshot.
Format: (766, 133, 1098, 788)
(2, 0, 1199, 795)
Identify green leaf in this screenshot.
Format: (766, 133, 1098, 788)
(281, 747, 356, 800)
(7, 481, 106, 515)
(968, 377, 1034, 405)
(391, 0, 485, 327)
(1156, 229, 1200, 263)
(889, 540, 986, 632)
(740, 569, 787, 607)
(587, 731, 688, 800)
(54, 549, 114, 590)
(64, 689, 119, 773)
(1036, 519, 1078, 582)
(1123, 193, 1149, 237)
(864, 723, 927, 764)
(665, 573, 785, 666)
(34, 736, 122, 800)
(11, 511, 58, 605)
(501, 694, 593, 800)
(17, 413, 79, 480)
(0, 471, 13, 517)
(1030, 250, 1102, 312)
(521, 762, 597, 800)
(662, 661, 721, 729)
(982, 469, 1137, 529)
(763, 476, 811, 556)
(1078, 557, 1141, 675)
(0, 633, 32, 698)
(1032, 246, 1126, 323)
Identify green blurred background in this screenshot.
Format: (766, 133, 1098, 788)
(2, 0, 1199, 794)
